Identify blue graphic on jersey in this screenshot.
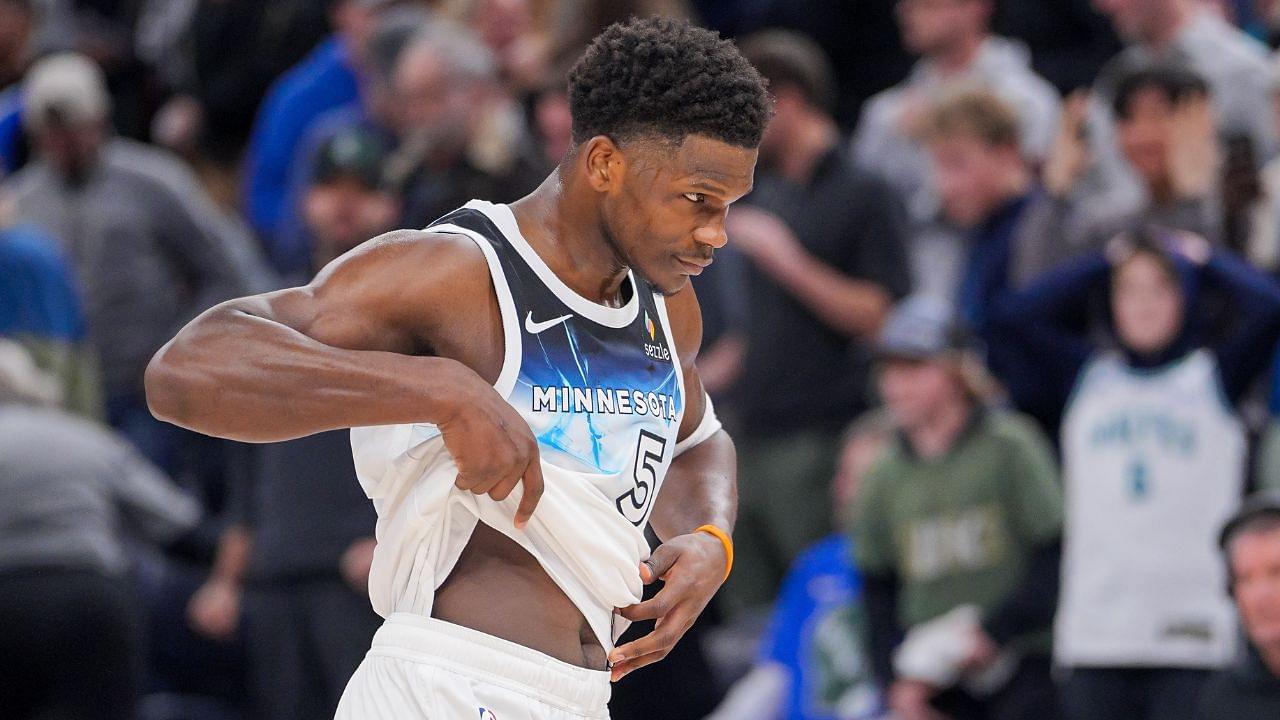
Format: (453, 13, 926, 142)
(514, 316, 681, 475)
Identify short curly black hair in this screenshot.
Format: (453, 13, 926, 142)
(567, 16, 771, 149)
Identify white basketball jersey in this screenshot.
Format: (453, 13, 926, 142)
(1056, 349, 1241, 668)
(349, 200, 686, 651)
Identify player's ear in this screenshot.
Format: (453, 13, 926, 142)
(583, 135, 624, 193)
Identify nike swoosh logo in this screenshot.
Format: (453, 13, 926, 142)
(525, 311, 573, 334)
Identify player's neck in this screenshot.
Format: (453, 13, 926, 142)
(905, 399, 971, 459)
(510, 171, 632, 307)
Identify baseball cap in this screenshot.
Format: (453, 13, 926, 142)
(23, 53, 111, 133)
(1219, 491, 1280, 550)
(312, 128, 390, 190)
(874, 295, 972, 360)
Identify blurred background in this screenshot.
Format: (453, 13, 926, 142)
(5, 1, 1280, 719)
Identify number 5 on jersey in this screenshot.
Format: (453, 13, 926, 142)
(617, 430, 667, 526)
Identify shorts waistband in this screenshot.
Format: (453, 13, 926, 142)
(372, 613, 611, 715)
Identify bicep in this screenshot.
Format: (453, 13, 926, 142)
(243, 229, 489, 355)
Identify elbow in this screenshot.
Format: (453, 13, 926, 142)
(144, 345, 195, 427)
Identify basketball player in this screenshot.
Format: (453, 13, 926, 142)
(145, 17, 771, 720)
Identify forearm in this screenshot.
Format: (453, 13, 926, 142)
(768, 251, 892, 338)
(648, 430, 736, 543)
(146, 300, 471, 442)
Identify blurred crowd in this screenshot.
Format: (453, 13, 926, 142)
(6, 1, 1280, 719)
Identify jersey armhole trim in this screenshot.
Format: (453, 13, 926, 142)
(651, 293, 688, 443)
(427, 224, 521, 399)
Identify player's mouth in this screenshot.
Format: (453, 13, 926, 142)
(675, 255, 712, 275)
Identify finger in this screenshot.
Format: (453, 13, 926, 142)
(514, 453, 544, 529)
(610, 605, 691, 664)
(641, 543, 681, 583)
(609, 615, 692, 680)
(616, 587, 677, 622)
(487, 474, 521, 501)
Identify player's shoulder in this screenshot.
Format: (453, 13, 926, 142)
(310, 228, 494, 305)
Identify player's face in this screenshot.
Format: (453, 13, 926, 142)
(1229, 528, 1280, 653)
(878, 357, 965, 431)
(1117, 87, 1174, 191)
(604, 135, 757, 295)
(929, 134, 1013, 228)
(1111, 251, 1184, 356)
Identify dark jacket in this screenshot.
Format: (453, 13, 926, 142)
(1197, 645, 1280, 720)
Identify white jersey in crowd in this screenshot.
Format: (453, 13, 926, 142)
(349, 200, 699, 653)
(1056, 349, 1242, 669)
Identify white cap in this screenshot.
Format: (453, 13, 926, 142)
(23, 53, 111, 133)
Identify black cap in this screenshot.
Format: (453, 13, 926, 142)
(1219, 491, 1280, 550)
(312, 128, 390, 190)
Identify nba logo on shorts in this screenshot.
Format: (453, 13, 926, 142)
(478, 708, 499, 720)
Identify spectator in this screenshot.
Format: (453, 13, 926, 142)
(241, 0, 406, 243)
(1081, 0, 1275, 226)
(989, 0, 1121, 93)
(272, 5, 428, 276)
(707, 413, 895, 720)
(852, 0, 1060, 300)
(0, 0, 33, 176)
(0, 339, 201, 720)
(390, 22, 545, 229)
(1027, 66, 1225, 283)
(853, 297, 1064, 720)
(718, 30, 911, 618)
(184, 129, 394, 719)
(1235, 55, 1280, 274)
(0, 220, 101, 417)
(991, 232, 1280, 720)
(1, 53, 271, 470)
(1197, 493, 1280, 719)
(445, 0, 552, 98)
(300, 128, 401, 274)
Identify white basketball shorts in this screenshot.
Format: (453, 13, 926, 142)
(335, 613, 611, 719)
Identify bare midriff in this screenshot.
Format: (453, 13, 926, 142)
(430, 521, 607, 669)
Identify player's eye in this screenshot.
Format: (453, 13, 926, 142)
(683, 192, 706, 204)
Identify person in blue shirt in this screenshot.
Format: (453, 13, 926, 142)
(0, 222, 101, 417)
(240, 0, 402, 245)
(708, 414, 894, 720)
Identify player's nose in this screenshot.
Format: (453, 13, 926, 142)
(693, 213, 728, 249)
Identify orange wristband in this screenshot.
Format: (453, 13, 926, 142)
(695, 524, 734, 583)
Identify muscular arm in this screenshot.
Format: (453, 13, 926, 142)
(648, 285, 737, 542)
(611, 284, 737, 679)
(145, 230, 501, 442)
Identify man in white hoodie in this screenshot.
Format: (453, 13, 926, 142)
(853, 0, 1061, 302)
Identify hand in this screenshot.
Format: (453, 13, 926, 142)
(340, 537, 377, 593)
(888, 679, 949, 720)
(1042, 90, 1091, 197)
(725, 206, 807, 279)
(187, 576, 241, 641)
(608, 531, 728, 681)
(961, 627, 999, 672)
(1168, 93, 1221, 200)
(438, 369, 545, 528)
